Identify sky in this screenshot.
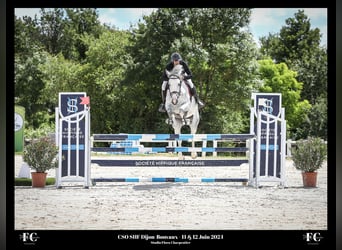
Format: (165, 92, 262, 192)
(14, 8, 328, 47)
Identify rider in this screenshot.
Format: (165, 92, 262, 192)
(158, 52, 205, 112)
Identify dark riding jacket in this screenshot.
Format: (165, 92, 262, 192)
(162, 60, 192, 81)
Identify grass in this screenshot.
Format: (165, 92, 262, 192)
(14, 177, 56, 186)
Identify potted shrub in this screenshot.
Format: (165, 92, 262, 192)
(291, 136, 327, 187)
(22, 136, 59, 187)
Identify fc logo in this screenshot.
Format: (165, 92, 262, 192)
(303, 232, 323, 244)
(19, 232, 39, 244)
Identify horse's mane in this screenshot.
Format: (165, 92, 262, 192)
(170, 64, 183, 76)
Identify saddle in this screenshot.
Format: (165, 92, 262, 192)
(184, 80, 192, 97)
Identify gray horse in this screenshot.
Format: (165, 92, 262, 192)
(165, 64, 200, 159)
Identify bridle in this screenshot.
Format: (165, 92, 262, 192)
(168, 74, 182, 102)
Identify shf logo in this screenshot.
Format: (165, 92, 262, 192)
(19, 232, 39, 243)
(67, 97, 79, 114)
(304, 232, 323, 244)
(258, 98, 273, 114)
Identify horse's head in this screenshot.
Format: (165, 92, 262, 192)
(166, 64, 184, 105)
(164, 65, 200, 143)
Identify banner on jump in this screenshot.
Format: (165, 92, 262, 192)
(252, 93, 282, 178)
(58, 92, 87, 178)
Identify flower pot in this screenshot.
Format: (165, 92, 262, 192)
(301, 171, 317, 188)
(31, 172, 47, 188)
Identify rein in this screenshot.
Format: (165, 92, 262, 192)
(168, 74, 183, 99)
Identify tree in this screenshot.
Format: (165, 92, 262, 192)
(64, 8, 103, 60)
(38, 8, 67, 56)
(30, 8, 104, 61)
(81, 29, 131, 133)
(15, 8, 105, 131)
(257, 59, 311, 139)
(123, 8, 258, 133)
(259, 10, 327, 138)
(296, 96, 327, 140)
(15, 49, 49, 128)
(15, 8, 268, 136)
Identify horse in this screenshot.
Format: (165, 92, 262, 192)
(164, 64, 200, 159)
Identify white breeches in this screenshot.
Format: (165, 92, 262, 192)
(161, 80, 168, 91)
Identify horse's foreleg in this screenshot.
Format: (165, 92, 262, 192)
(177, 139, 184, 160)
(190, 123, 198, 159)
(190, 139, 197, 159)
(173, 123, 184, 160)
(179, 112, 186, 126)
(172, 114, 177, 125)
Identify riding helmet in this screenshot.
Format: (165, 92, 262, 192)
(171, 52, 182, 61)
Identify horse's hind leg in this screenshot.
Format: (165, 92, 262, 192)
(190, 114, 199, 159)
(190, 133, 197, 159)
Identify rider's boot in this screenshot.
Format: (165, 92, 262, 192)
(190, 87, 205, 109)
(158, 90, 167, 112)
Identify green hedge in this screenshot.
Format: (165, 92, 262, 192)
(14, 177, 56, 186)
